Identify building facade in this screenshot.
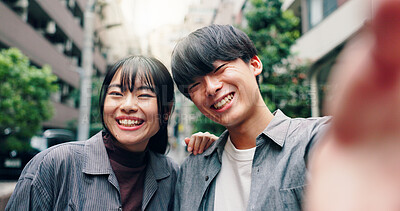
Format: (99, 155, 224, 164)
(283, 0, 371, 116)
(0, 0, 107, 129)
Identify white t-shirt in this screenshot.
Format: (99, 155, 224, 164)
(214, 136, 256, 211)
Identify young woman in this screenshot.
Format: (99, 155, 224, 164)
(6, 56, 217, 210)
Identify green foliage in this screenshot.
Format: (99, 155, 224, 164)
(191, 105, 226, 136)
(0, 48, 58, 150)
(245, 0, 311, 117)
(259, 60, 311, 117)
(245, 0, 300, 75)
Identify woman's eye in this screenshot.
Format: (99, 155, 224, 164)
(138, 94, 155, 98)
(108, 91, 123, 96)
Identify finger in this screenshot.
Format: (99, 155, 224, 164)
(193, 135, 203, 155)
(372, 0, 400, 77)
(198, 136, 209, 154)
(205, 138, 214, 150)
(187, 137, 195, 153)
(184, 137, 190, 145)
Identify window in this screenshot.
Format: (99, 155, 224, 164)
(307, 0, 339, 29)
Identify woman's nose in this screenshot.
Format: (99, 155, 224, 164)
(120, 95, 138, 113)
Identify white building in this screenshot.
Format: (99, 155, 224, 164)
(283, 0, 372, 116)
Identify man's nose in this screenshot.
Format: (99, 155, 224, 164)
(204, 75, 222, 96)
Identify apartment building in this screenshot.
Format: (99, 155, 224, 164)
(283, 0, 371, 116)
(0, 0, 107, 129)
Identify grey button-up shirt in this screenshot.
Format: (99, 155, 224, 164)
(6, 132, 178, 211)
(174, 110, 330, 211)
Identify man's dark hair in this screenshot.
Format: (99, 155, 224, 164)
(171, 24, 257, 99)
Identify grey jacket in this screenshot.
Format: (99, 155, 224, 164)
(6, 132, 178, 211)
(174, 110, 330, 211)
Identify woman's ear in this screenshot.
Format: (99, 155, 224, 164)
(163, 102, 174, 121)
(250, 56, 263, 76)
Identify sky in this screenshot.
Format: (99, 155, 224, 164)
(120, 0, 199, 37)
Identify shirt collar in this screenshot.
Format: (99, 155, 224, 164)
(82, 132, 171, 180)
(202, 109, 291, 157)
(260, 109, 291, 147)
(203, 130, 229, 158)
(82, 131, 114, 175)
(146, 151, 171, 180)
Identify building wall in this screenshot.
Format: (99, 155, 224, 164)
(0, 0, 107, 129)
(292, 0, 369, 62)
(283, 0, 371, 116)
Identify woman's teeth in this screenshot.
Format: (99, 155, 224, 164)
(213, 94, 234, 109)
(118, 119, 141, 127)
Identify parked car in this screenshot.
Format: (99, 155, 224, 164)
(0, 129, 75, 179)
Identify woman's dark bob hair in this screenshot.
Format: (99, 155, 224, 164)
(99, 55, 174, 154)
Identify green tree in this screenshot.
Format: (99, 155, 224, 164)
(245, 0, 311, 117)
(0, 48, 58, 151)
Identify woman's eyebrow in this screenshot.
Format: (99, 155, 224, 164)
(137, 85, 155, 92)
(108, 84, 121, 89)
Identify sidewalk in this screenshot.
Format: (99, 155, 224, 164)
(0, 181, 16, 211)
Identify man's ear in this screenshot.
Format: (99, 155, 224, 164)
(250, 56, 263, 76)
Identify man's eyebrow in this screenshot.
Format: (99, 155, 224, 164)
(188, 82, 200, 91)
(213, 63, 227, 72)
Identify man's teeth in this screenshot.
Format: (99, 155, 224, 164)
(214, 94, 233, 109)
(118, 119, 141, 126)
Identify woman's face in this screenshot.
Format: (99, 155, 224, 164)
(103, 69, 160, 152)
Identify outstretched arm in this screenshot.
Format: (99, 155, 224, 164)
(305, 0, 400, 210)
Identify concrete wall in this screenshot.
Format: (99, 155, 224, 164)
(292, 0, 369, 61)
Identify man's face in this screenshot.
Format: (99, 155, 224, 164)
(188, 57, 263, 128)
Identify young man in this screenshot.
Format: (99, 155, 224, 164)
(174, 0, 400, 210)
(171, 24, 330, 210)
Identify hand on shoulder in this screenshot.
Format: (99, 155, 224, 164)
(184, 132, 218, 155)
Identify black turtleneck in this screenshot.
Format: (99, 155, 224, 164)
(103, 131, 148, 211)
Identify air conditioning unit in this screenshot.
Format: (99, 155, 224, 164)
(71, 56, 79, 66)
(46, 21, 56, 34)
(55, 43, 65, 53)
(65, 39, 73, 52)
(13, 0, 28, 8)
(68, 0, 76, 9)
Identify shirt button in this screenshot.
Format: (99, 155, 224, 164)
(205, 176, 209, 181)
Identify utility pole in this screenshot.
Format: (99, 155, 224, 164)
(78, 0, 95, 141)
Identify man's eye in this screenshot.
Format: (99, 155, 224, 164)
(189, 82, 200, 92)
